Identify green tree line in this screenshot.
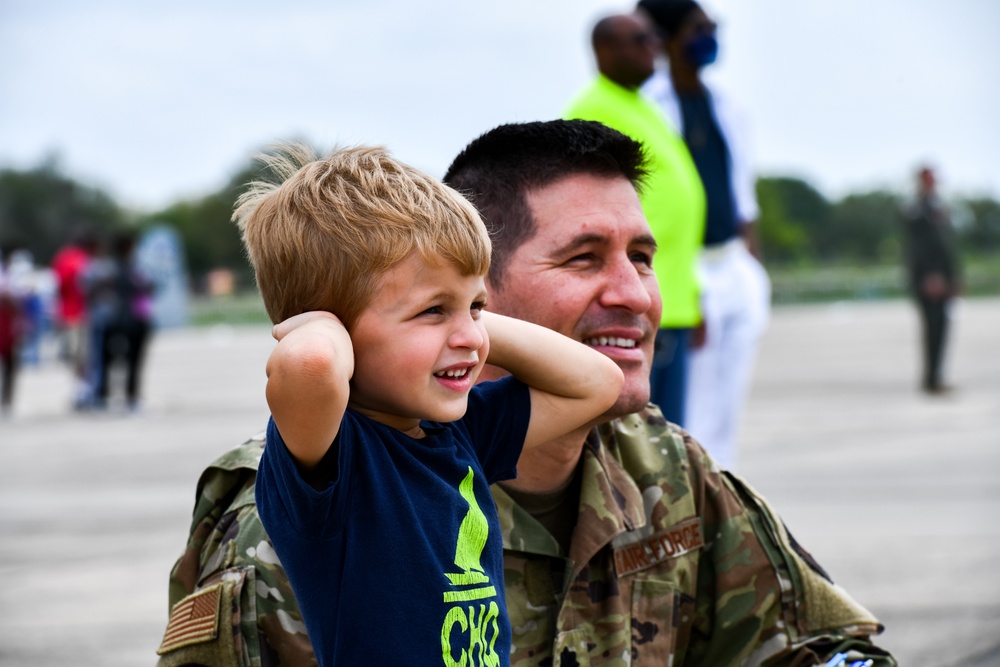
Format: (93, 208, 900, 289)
(1, 156, 998, 291)
(755, 177, 1000, 265)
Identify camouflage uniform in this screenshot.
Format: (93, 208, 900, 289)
(157, 411, 895, 667)
(495, 407, 896, 666)
(156, 433, 317, 667)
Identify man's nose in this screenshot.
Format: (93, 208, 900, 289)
(599, 258, 654, 313)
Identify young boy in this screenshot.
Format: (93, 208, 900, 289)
(234, 144, 623, 666)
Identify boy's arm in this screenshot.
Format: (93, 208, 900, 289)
(265, 311, 354, 469)
(482, 311, 623, 450)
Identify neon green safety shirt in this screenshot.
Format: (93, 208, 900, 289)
(566, 74, 706, 328)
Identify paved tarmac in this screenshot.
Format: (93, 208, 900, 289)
(0, 298, 997, 666)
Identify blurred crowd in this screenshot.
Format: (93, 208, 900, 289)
(0, 228, 155, 417)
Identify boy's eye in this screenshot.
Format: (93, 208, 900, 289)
(471, 301, 486, 315)
(421, 306, 443, 316)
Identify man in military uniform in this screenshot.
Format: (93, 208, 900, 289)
(157, 119, 895, 666)
(903, 165, 961, 394)
(445, 120, 893, 666)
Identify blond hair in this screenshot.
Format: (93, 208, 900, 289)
(233, 143, 491, 326)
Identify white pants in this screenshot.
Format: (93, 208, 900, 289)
(686, 239, 770, 470)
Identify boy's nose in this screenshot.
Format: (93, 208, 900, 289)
(451, 316, 486, 349)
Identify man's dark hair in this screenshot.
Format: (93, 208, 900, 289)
(637, 0, 701, 37)
(444, 119, 648, 287)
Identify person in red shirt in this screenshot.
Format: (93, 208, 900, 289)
(51, 228, 98, 407)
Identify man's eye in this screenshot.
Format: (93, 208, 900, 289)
(631, 251, 654, 267)
(566, 252, 596, 264)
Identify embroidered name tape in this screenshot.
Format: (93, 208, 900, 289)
(613, 517, 705, 576)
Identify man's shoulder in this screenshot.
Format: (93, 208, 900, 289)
(177, 434, 269, 573)
(605, 410, 891, 663)
(204, 431, 266, 473)
(159, 432, 317, 666)
(566, 74, 609, 103)
(191, 433, 265, 510)
(566, 77, 642, 124)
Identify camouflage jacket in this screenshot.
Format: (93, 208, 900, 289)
(494, 407, 897, 667)
(155, 433, 317, 667)
(156, 412, 895, 667)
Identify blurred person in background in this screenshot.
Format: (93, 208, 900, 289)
(0, 242, 28, 415)
(565, 12, 705, 427)
(7, 248, 50, 367)
(51, 227, 98, 407)
(639, 0, 770, 469)
(81, 231, 155, 412)
(903, 165, 961, 394)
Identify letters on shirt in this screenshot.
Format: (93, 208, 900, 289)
(441, 466, 501, 666)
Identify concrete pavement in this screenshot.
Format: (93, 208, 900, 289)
(0, 298, 997, 666)
(738, 298, 1000, 666)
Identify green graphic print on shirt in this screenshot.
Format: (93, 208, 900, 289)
(441, 467, 501, 667)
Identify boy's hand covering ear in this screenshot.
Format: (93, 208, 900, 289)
(272, 311, 344, 341)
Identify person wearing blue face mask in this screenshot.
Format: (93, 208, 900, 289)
(638, 0, 771, 471)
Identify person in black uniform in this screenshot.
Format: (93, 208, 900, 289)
(903, 166, 962, 394)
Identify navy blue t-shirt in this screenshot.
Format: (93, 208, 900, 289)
(256, 377, 531, 666)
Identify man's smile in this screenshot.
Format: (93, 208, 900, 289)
(583, 336, 638, 349)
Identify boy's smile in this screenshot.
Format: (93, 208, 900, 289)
(434, 362, 476, 384)
(347, 252, 489, 435)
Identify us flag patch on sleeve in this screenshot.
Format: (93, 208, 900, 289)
(156, 583, 222, 654)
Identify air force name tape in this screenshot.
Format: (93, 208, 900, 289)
(613, 517, 705, 577)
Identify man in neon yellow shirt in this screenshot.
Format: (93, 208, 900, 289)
(566, 12, 706, 425)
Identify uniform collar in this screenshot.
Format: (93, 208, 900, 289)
(492, 420, 647, 573)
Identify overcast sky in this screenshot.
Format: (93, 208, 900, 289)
(2, 0, 998, 211)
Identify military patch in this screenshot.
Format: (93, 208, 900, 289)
(786, 523, 833, 583)
(157, 583, 222, 654)
(613, 518, 705, 576)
